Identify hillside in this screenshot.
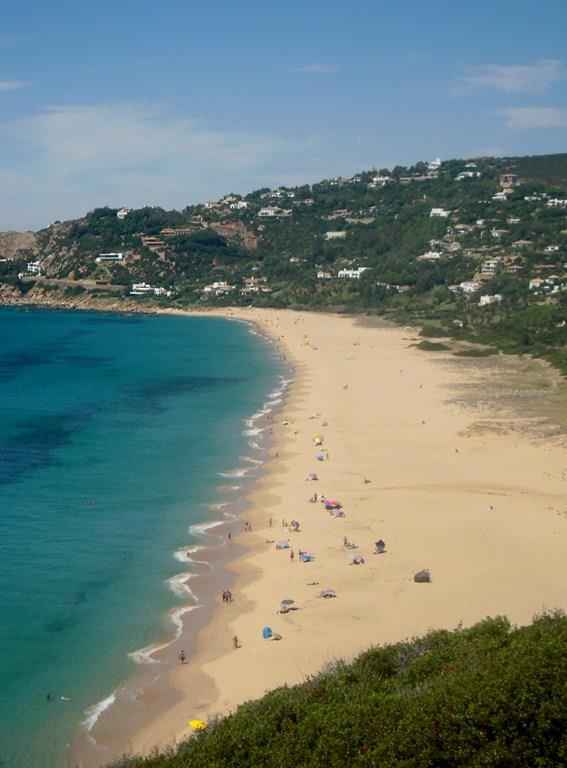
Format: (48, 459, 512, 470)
(0, 230, 37, 260)
(3, 151, 567, 369)
(511, 152, 567, 187)
(114, 614, 567, 768)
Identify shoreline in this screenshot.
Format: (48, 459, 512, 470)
(92, 307, 567, 764)
(69, 311, 294, 768)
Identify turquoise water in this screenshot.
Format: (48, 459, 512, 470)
(0, 308, 282, 768)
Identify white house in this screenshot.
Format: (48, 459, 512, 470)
(230, 201, 249, 210)
(202, 281, 235, 296)
(324, 231, 347, 241)
(459, 281, 481, 294)
(258, 206, 291, 218)
(258, 207, 279, 217)
(480, 258, 501, 277)
(430, 208, 450, 218)
(417, 250, 443, 262)
(479, 294, 502, 307)
(130, 282, 154, 295)
(428, 158, 442, 171)
(96, 252, 124, 263)
(368, 175, 392, 189)
(545, 245, 560, 253)
(456, 171, 481, 180)
(317, 270, 333, 280)
(338, 267, 368, 279)
(116, 208, 131, 220)
(153, 287, 173, 297)
(26, 260, 42, 275)
(547, 198, 567, 208)
(492, 191, 509, 202)
(130, 282, 172, 297)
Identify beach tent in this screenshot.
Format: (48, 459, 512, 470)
(188, 719, 207, 731)
(280, 599, 296, 613)
(316, 452, 326, 461)
(290, 520, 300, 531)
(324, 499, 341, 509)
(276, 540, 290, 550)
(319, 589, 336, 599)
(414, 569, 432, 583)
(262, 626, 273, 639)
(313, 435, 323, 446)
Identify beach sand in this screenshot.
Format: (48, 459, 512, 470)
(121, 308, 567, 758)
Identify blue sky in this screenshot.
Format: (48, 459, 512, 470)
(1, 0, 566, 229)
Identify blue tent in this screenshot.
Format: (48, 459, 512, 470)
(262, 626, 273, 639)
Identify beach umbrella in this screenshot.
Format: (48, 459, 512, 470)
(281, 599, 295, 606)
(188, 719, 207, 731)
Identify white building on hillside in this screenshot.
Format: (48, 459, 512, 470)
(430, 207, 450, 218)
(417, 250, 442, 262)
(338, 267, 368, 279)
(324, 231, 347, 240)
(96, 252, 124, 263)
(479, 294, 502, 307)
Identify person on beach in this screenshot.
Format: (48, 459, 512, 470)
(233, 635, 239, 649)
(269, 517, 273, 528)
(179, 650, 187, 664)
(227, 532, 232, 542)
(290, 549, 294, 561)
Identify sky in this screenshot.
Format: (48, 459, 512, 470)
(1, 0, 566, 230)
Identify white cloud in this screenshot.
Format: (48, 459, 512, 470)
(461, 59, 562, 93)
(293, 64, 339, 74)
(0, 79, 29, 91)
(0, 103, 316, 229)
(502, 106, 567, 129)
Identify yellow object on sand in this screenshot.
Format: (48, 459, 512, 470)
(188, 719, 207, 731)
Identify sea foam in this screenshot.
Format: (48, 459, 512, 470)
(82, 691, 117, 732)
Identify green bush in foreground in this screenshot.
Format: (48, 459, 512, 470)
(114, 614, 567, 767)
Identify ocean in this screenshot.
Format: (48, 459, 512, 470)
(0, 307, 285, 768)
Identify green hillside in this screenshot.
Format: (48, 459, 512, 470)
(114, 614, 567, 768)
(3, 151, 567, 371)
(511, 153, 567, 186)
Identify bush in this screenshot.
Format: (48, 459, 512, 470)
(415, 340, 450, 352)
(111, 614, 567, 768)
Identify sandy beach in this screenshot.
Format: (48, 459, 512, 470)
(100, 307, 567, 760)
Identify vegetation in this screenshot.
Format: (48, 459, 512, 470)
(4, 151, 567, 370)
(415, 340, 450, 352)
(113, 614, 567, 768)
